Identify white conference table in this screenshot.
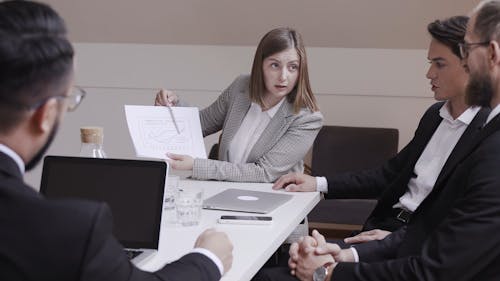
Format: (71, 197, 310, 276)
(140, 179, 320, 281)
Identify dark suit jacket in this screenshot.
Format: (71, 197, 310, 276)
(325, 102, 490, 231)
(0, 152, 220, 281)
(332, 113, 500, 280)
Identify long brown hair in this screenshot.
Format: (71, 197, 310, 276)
(249, 27, 318, 113)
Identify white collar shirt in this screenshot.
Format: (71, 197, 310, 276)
(228, 98, 284, 164)
(0, 143, 25, 175)
(486, 104, 500, 125)
(395, 103, 480, 212)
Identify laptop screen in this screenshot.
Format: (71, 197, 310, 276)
(40, 156, 166, 249)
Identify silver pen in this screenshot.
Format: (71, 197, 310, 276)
(166, 105, 181, 134)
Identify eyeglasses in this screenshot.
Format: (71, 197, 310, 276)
(28, 86, 86, 112)
(458, 41, 490, 59)
(62, 86, 86, 112)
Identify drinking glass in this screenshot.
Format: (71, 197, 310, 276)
(176, 187, 203, 226)
(164, 175, 180, 224)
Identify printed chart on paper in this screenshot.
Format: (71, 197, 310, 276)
(125, 105, 207, 159)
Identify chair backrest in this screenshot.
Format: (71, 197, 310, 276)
(208, 143, 219, 160)
(307, 125, 399, 238)
(311, 126, 399, 176)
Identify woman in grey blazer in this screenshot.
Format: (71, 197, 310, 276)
(155, 27, 323, 183)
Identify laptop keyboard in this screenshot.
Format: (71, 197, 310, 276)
(124, 249, 143, 260)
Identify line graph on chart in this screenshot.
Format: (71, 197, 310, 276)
(138, 119, 192, 153)
(125, 105, 207, 159)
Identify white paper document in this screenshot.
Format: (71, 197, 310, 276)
(125, 105, 207, 159)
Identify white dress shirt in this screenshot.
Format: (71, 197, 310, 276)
(486, 104, 500, 125)
(0, 143, 25, 175)
(395, 104, 480, 211)
(228, 99, 284, 164)
(332, 103, 480, 262)
(190, 248, 225, 276)
(316, 103, 480, 212)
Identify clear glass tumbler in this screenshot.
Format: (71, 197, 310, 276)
(163, 175, 180, 224)
(175, 188, 203, 226)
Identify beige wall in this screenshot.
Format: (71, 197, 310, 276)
(43, 0, 478, 49)
(25, 43, 434, 189)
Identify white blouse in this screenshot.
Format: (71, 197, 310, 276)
(228, 99, 284, 164)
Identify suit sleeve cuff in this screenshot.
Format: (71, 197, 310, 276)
(190, 248, 224, 276)
(316, 176, 328, 193)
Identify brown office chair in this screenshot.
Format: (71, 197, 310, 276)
(307, 125, 399, 239)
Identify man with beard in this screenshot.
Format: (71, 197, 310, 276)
(286, 1, 500, 280)
(0, 1, 233, 281)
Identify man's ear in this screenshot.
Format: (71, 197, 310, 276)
(489, 40, 500, 67)
(30, 98, 59, 133)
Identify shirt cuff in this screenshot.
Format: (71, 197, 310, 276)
(350, 247, 360, 262)
(190, 248, 224, 276)
(316, 176, 328, 193)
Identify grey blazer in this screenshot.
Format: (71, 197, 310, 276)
(192, 75, 323, 182)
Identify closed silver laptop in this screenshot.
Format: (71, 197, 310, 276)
(203, 188, 293, 214)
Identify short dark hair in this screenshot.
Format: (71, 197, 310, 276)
(0, 0, 74, 133)
(249, 27, 318, 113)
(427, 15, 469, 58)
(473, 0, 500, 43)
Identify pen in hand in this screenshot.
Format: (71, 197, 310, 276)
(155, 89, 181, 135)
(167, 104, 181, 134)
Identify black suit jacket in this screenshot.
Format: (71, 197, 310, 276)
(0, 152, 220, 281)
(325, 102, 490, 231)
(332, 113, 500, 280)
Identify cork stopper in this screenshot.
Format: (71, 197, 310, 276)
(80, 126, 104, 144)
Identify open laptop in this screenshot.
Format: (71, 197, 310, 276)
(40, 156, 167, 266)
(203, 188, 293, 214)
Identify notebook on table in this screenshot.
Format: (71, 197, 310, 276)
(40, 156, 167, 266)
(203, 188, 293, 214)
